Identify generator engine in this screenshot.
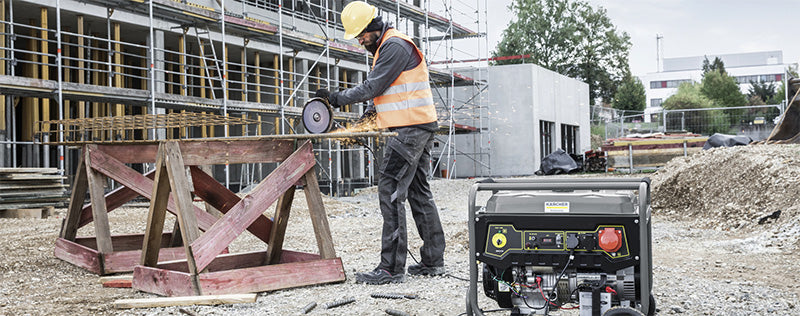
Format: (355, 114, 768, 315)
(466, 178, 654, 316)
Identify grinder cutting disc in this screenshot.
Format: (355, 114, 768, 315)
(302, 97, 334, 134)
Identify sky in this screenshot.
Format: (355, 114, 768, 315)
(484, 0, 800, 76)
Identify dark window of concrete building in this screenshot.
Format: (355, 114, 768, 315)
(560, 124, 579, 155)
(540, 120, 555, 159)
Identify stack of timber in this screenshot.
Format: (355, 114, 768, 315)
(0, 168, 68, 215)
(601, 133, 708, 170)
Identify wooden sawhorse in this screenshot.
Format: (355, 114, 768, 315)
(54, 139, 293, 275)
(131, 139, 344, 296)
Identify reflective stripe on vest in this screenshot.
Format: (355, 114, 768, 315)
(372, 29, 438, 129)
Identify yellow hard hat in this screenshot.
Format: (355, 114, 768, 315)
(341, 1, 377, 40)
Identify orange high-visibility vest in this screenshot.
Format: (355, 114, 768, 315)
(372, 29, 438, 129)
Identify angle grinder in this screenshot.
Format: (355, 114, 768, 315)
(302, 97, 335, 134)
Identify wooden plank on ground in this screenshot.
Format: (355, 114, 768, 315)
(0, 202, 65, 210)
(103, 279, 132, 288)
(189, 141, 315, 272)
(0, 183, 67, 190)
(132, 265, 195, 297)
(54, 238, 102, 274)
(0, 207, 54, 219)
(113, 293, 256, 309)
(0, 175, 65, 180)
(198, 258, 345, 295)
(98, 274, 132, 284)
(0, 167, 60, 173)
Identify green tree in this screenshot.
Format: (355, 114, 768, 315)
(700, 69, 746, 126)
(612, 76, 646, 120)
(747, 81, 776, 104)
(493, 0, 631, 105)
(702, 56, 726, 76)
(701, 70, 746, 107)
(663, 82, 711, 110)
(662, 82, 728, 134)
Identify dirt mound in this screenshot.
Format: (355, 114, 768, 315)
(651, 144, 800, 248)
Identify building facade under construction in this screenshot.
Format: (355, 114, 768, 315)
(0, 0, 489, 195)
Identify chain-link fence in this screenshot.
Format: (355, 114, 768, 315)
(591, 104, 784, 141)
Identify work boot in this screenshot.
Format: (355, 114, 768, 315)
(355, 268, 405, 285)
(407, 263, 445, 276)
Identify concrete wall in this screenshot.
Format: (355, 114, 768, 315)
(488, 64, 589, 177)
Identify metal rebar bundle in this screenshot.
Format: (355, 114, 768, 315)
(371, 292, 418, 300)
(323, 297, 355, 309)
(301, 302, 317, 314)
(34, 112, 262, 144)
(371, 293, 405, 299)
(385, 308, 410, 316)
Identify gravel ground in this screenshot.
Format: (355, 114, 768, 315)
(1, 144, 799, 315)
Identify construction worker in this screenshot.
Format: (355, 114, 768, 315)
(314, 1, 446, 285)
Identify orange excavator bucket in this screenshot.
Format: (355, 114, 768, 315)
(764, 76, 800, 144)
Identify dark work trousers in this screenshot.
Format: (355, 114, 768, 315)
(377, 126, 446, 275)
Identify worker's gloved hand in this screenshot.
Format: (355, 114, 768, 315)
(356, 109, 377, 126)
(315, 89, 341, 108)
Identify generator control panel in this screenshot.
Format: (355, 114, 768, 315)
(484, 224, 630, 259)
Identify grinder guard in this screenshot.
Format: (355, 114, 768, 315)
(302, 97, 334, 134)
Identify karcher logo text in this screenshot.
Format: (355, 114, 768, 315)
(544, 201, 569, 213)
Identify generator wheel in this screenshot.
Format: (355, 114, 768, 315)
(602, 306, 644, 316)
(648, 294, 656, 316)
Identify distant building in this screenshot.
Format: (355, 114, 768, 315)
(638, 50, 790, 122)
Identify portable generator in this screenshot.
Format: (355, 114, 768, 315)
(466, 178, 654, 316)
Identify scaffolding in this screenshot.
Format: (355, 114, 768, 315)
(0, 0, 488, 194)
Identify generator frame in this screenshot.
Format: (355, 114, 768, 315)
(465, 178, 653, 315)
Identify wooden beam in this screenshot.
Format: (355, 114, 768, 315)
(179, 33, 186, 96)
(113, 22, 123, 127)
(98, 274, 132, 284)
(265, 187, 294, 264)
(288, 57, 294, 107)
(113, 294, 257, 309)
(94, 140, 294, 165)
(106, 246, 186, 274)
(189, 166, 272, 243)
(190, 141, 315, 272)
(77, 170, 156, 228)
(54, 238, 102, 274)
(303, 169, 336, 259)
(196, 165, 222, 218)
(85, 145, 113, 254)
(86, 148, 217, 230)
(163, 141, 201, 275)
(197, 258, 344, 295)
(273, 54, 278, 105)
(77, 15, 85, 124)
(254, 51, 260, 103)
(141, 143, 171, 267)
(61, 155, 88, 240)
(40, 7, 50, 124)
